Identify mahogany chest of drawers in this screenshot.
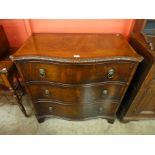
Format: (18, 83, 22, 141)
(10, 33, 142, 123)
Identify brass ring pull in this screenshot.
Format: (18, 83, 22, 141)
(49, 107, 53, 112)
(99, 107, 104, 112)
(39, 68, 46, 78)
(107, 68, 115, 79)
(103, 89, 108, 95)
(45, 89, 50, 96)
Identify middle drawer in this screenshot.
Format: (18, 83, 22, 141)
(27, 82, 126, 104)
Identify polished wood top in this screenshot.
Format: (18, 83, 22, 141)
(11, 33, 143, 62)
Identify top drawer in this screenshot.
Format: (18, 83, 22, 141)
(18, 61, 135, 84)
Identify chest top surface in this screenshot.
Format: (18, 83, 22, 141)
(11, 33, 142, 63)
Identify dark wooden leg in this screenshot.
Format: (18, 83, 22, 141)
(15, 74, 25, 95)
(13, 75, 29, 117)
(107, 119, 114, 124)
(13, 92, 29, 117)
(37, 117, 45, 123)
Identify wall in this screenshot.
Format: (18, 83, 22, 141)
(0, 19, 135, 47)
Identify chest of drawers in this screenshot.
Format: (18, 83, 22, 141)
(10, 33, 142, 123)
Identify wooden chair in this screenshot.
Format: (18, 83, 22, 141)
(0, 25, 28, 117)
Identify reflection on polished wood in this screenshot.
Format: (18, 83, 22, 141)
(11, 33, 141, 61)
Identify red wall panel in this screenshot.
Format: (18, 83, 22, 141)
(0, 19, 134, 47)
(0, 19, 29, 47)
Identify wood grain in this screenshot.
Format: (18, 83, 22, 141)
(11, 33, 143, 123)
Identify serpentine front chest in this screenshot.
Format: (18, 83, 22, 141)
(10, 33, 142, 123)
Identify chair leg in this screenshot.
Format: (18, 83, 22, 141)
(15, 75, 25, 95)
(13, 93, 29, 117)
(12, 75, 29, 117)
(4, 94, 15, 104)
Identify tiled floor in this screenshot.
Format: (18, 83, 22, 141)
(0, 96, 155, 135)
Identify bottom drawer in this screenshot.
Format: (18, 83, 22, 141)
(33, 101, 118, 120)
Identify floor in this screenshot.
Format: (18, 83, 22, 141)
(0, 95, 155, 135)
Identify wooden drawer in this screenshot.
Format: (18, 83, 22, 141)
(19, 61, 135, 84)
(34, 100, 118, 119)
(27, 82, 126, 103)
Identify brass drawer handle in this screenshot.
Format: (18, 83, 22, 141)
(45, 89, 50, 96)
(39, 68, 46, 78)
(49, 106, 53, 112)
(107, 68, 115, 79)
(99, 107, 104, 112)
(103, 89, 108, 95)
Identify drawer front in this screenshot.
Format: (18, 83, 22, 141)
(19, 61, 135, 84)
(34, 101, 118, 119)
(28, 83, 126, 103)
